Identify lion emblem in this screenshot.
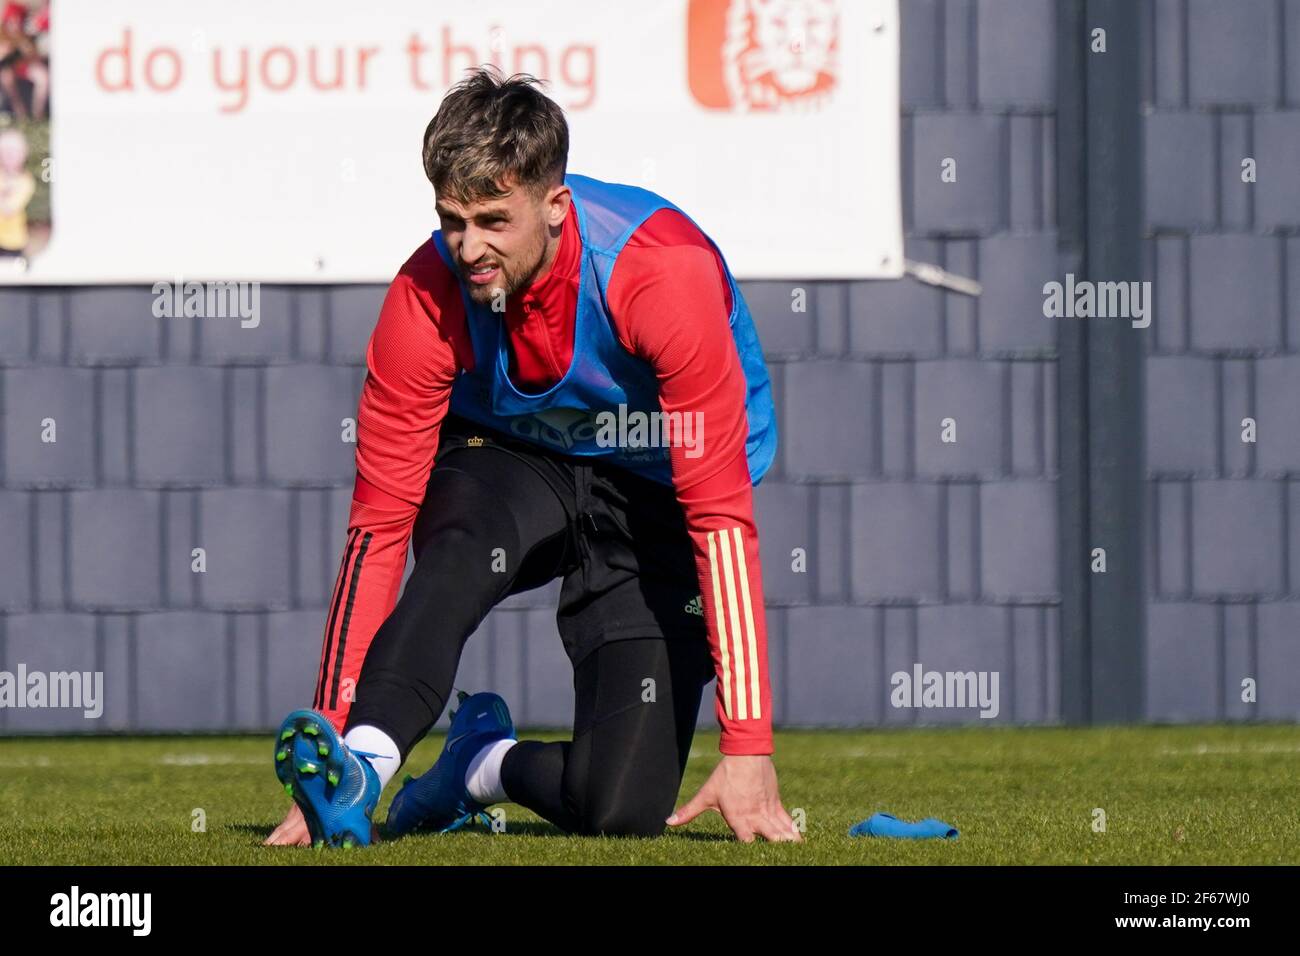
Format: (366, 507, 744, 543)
(722, 0, 839, 111)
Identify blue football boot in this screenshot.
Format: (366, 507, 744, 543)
(273, 709, 381, 848)
(386, 691, 516, 836)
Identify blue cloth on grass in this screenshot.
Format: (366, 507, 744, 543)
(849, 812, 958, 840)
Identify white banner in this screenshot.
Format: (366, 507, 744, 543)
(5, 0, 900, 284)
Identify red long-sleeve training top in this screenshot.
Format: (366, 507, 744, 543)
(313, 200, 774, 755)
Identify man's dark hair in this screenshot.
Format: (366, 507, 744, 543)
(422, 66, 569, 203)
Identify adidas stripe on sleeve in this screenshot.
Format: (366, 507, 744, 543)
(608, 211, 775, 756)
(312, 241, 466, 733)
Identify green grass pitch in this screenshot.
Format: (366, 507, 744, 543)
(2, 723, 1297, 865)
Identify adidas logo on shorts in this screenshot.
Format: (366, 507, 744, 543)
(684, 594, 704, 617)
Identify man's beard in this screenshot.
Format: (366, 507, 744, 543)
(464, 231, 548, 307)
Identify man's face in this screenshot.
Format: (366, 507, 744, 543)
(435, 178, 568, 307)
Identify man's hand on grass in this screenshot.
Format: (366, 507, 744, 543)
(263, 803, 381, 846)
(264, 804, 311, 846)
(666, 754, 802, 843)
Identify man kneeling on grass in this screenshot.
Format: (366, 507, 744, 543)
(265, 66, 799, 848)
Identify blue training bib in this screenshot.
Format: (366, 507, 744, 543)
(433, 173, 776, 486)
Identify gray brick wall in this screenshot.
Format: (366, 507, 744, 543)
(1143, 0, 1300, 721)
(0, 0, 1065, 734)
(8, 1, 1293, 735)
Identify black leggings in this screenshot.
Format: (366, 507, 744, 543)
(344, 442, 710, 837)
(500, 636, 707, 837)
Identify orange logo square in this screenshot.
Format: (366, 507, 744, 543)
(687, 0, 840, 111)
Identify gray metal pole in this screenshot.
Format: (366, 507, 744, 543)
(1084, 0, 1146, 723)
(1056, 0, 1147, 724)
